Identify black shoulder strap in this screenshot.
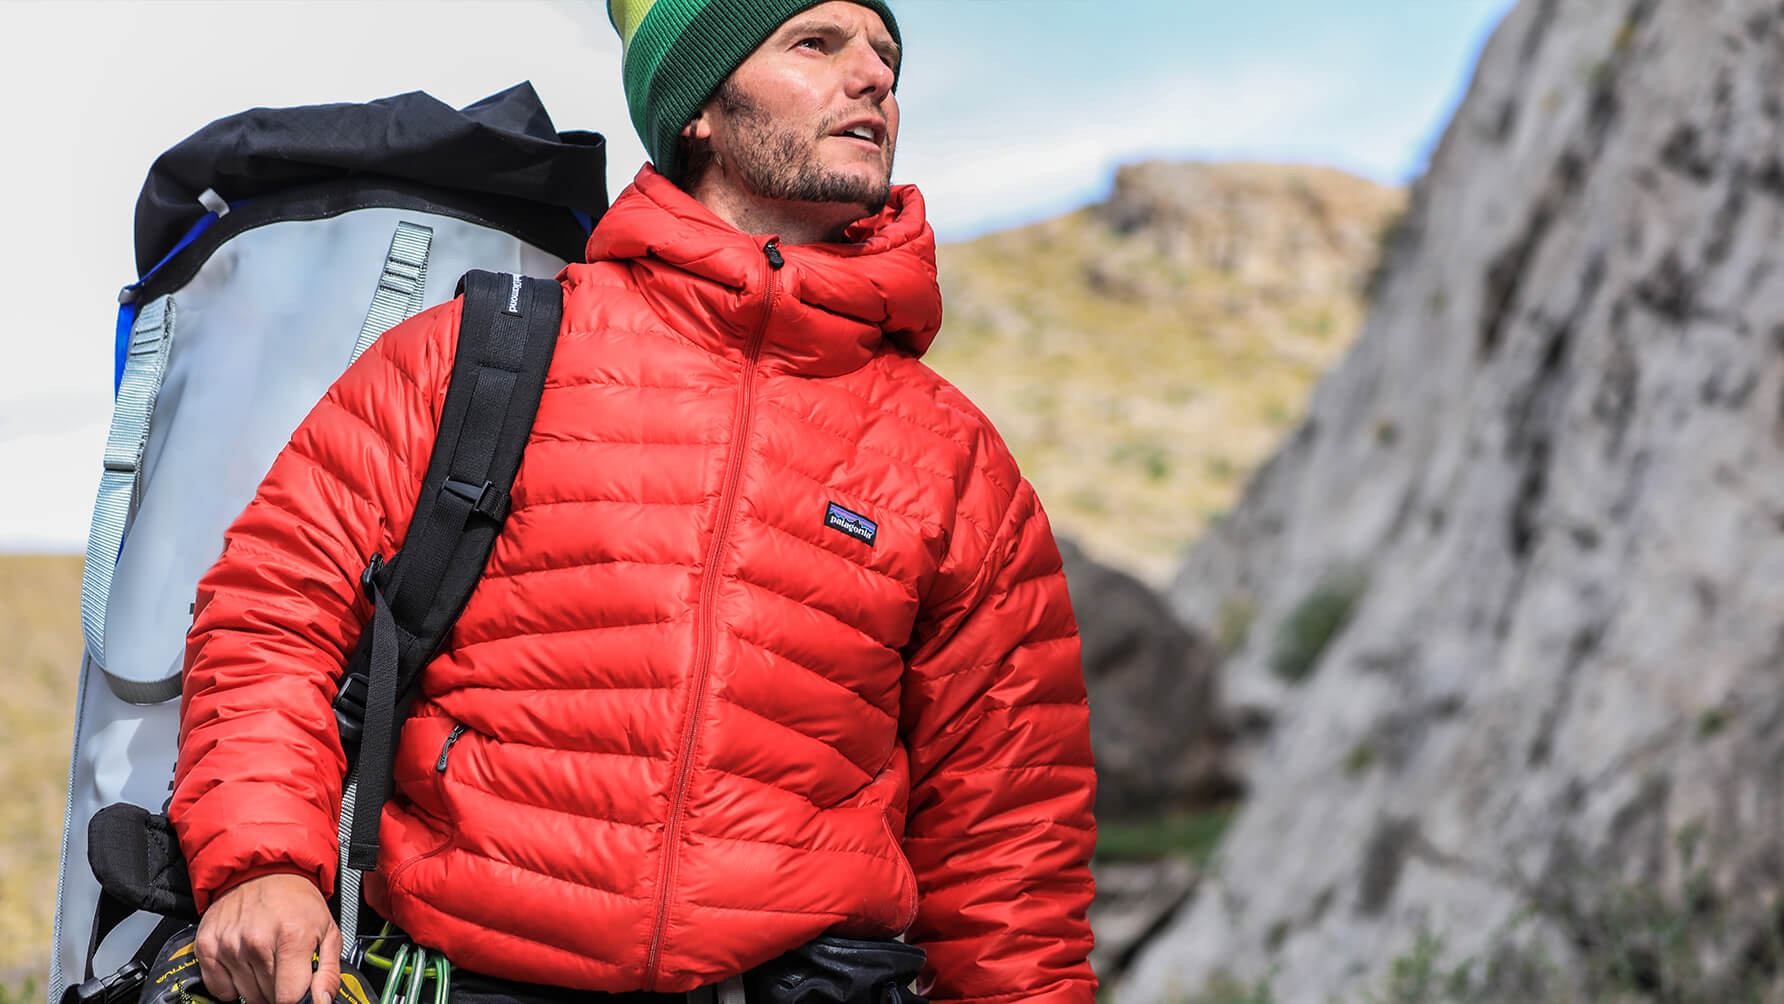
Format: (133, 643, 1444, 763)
(75, 273, 563, 985)
(340, 270, 562, 871)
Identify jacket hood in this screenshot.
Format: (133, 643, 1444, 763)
(585, 165, 943, 367)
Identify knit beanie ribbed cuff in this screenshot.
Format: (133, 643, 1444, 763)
(610, 0, 901, 181)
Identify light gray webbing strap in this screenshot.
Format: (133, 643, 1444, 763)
(351, 222, 434, 363)
(82, 295, 176, 703)
(337, 766, 363, 961)
(336, 220, 429, 956)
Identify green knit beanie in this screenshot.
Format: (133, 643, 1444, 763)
(608, 0, 902, 182)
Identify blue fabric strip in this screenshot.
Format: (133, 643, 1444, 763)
(112, 301, 140, 395)
(113, 210, 223, 394)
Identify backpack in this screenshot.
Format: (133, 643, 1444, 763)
(50, 82, 604, 1003)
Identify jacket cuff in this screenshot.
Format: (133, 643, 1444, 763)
(199, 862, 327, 913)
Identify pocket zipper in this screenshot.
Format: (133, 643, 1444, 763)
(435, 723, 468, 773)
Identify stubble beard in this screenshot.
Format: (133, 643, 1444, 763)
(715, 80, 893, 214)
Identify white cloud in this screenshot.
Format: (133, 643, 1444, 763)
(904, 61, 1374, 238)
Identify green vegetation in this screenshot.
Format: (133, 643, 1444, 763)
(1215, 594, 1258, 653)
(1182, 973, 1276, 1004)
(1175, 927, 1515, 1004)
(0, 976, 38, 1004)
(1695, 705, 1732, 739)
(1477, 817, 1781, 1002)
(1095, 807, 1235, 866)
(1183, 819, 1784, 1003)
(1272, 570, 1370, 683)
(1344, 740, 1377, 776)
(1364, 207, 1414, 300)
(1, 554, 84, 978)
(1363, 930, 1480, 1004)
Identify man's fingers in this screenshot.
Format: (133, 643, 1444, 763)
(221, 953, 262, 1004)
(195, 918, 241, 1003)
(311, 924, 342, 1004)
(271, 922, 321, 1004)
(195, 940, 238, 1004)
(196, 876, 335, 1004)
(243, 927, 281, 1004)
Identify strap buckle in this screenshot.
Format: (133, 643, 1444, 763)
(333, 672, 369, 751)
(64, 962, 146, 1004)
(443, 478, 510, 521)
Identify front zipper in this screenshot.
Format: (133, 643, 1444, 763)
(644, 239, 783, 988)
(435, 722, 467, 773)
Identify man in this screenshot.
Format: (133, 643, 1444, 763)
(170, 2, 1097, 1001)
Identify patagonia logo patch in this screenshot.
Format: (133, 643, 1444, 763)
(824, 502, 878, 546)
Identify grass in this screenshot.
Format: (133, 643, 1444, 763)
(1181, 973, 1277, 1004)
(0, 976, 38, 1004)
(0, 553, 84, 984)
(1095, 807, 1235, 866)
(926, 162, 1404, 584)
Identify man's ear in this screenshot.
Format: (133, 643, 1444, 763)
(682, 106, 714, 141)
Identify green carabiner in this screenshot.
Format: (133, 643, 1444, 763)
(429, 956, 451, 1004)
(402, 949, 429, 1004)
(379, 945, 411, 1004)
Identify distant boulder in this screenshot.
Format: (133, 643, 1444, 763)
(1058, 537, 1238, 819)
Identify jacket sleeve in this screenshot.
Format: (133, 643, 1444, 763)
(900, 476, 1098, 1004)
(169, 300, 460, 911)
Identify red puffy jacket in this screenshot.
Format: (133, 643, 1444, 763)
(171, 166, 1096, 1001)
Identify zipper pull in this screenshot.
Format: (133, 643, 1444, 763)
(764, 239, 785, 269)
(360, 552, 386, 603)
(435, 723, 468, 772)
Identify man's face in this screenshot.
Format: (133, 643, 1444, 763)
(687, 1, 901, 213)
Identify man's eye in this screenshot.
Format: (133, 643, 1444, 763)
(796, 36, 824, 50)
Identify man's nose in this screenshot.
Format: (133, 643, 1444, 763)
(842, 38, 895, 98)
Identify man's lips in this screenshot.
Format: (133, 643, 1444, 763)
(830, 133, 883, 153)
(829, 117, 886, 147)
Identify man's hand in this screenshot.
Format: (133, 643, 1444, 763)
(195, 873, 340, 1004)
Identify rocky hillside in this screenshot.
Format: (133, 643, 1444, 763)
(926, 162, 1404, 583)
(1125, 0, 1784, 1000)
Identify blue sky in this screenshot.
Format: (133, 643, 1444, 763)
(888, 0, 1513, 234)
(0, 0, 1512, 550)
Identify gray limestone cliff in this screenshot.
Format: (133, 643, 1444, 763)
(1123, 0, 1784, 999)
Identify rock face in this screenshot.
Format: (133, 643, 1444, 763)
(1089, 859, 1202, 985)
(1125, 0, 1784, 1000)
(1060, 538, 1235, 820)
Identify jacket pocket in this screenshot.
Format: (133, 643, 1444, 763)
(384, 818, 453, 890)
(881, 815, 920, 931)
(376, 715, 461, 894)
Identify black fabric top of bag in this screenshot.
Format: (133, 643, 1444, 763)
(133, 81, 608, 276)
